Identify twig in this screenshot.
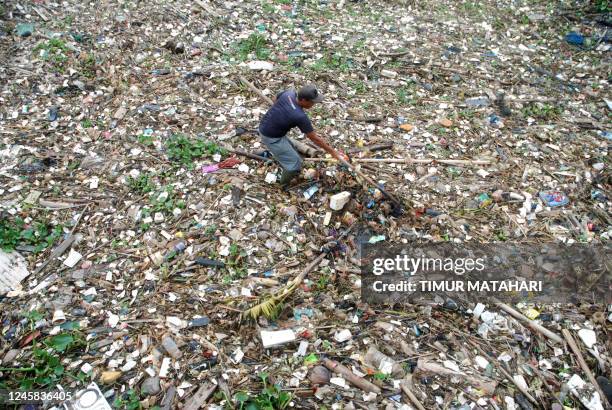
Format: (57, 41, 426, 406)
(468, 340, 537, 404)
(69, 205, 89, 235)
(33, 235, 76, 275)
(562, 329, 609, 407)
(416, 358, 497, 396)
(322, 358, 381, 394)
(347, 143, 394, 154)
(400, 382, 426, 410)
(304, 158, 492, 165)
(494, 300, 563, 344)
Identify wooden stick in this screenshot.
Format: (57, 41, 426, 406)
(304, 158, 492, 165)
(33, 7, 50, 21)
(348, 143, 394, 154)
(288, 137, 320, 157)
(194, 0, 216, 16)
(468, 340, 537, 404)
(239, 75, 273, 105)
(332, 155, 403, 208)
(290, 224, 354, 287)
(562, 329, 608, 407)
(33, 234, 76, 275)
(416, 359, 498, 396)
(183, 383, 217, 410)
(400, 382, 426, 410)
(494, 300, 563, 344)
(322, 358, 381, 394)
(222, 145, 272, 163)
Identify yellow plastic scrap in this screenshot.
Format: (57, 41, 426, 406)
(524, 308, 540, 320)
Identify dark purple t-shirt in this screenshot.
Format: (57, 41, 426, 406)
(259, 90, 314, 138)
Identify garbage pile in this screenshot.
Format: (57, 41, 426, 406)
(1, 0, 611, 408)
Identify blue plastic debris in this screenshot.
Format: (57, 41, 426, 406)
(425, 208, 442, 217)
(389, 394, 402, 402)
(465, 97, 490, 107)
(368, 235, 385, 244)
(488, 114, 502, 127)
(151, 68, 171, 75)
(598, 131, 612, 141)
(48, 106, 59, 122)
(565, 32, 584, 46)
(591, 190, 608, 202)
(188, 317, 210, 328)
(539, 191, 569, 208)
(303, 185, 319, 200)
(293, 308, 314, 321)
(16, 23, 34, 37)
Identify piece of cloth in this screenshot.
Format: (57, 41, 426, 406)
(218, 156, 241, 169)
(258, 90, 314, 139)
(260, 133, 303, 172)
(201, 156, 241, 174)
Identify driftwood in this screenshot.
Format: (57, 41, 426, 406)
(322, 358, 381, 394)
(347, 143, 394, 154)
(304, 157, 492, 166)
(160, 384, 176, 410)
(469, 340, 537, 405)
(562, 329, 608, 406)
(416, 359, 498, 395)
(287, 137, 320, 157)
(400, 380, 426, 410)
(183, 383, 217, 410)
(33, 234, 76, 275)
(495, 300, 563, 344)
(220, 143, 272, 163)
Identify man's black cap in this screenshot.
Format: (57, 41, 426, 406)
(297, 85, 324, 103)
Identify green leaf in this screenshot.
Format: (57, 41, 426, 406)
(26, 310, 44, 323)
(277, 391, 291, 408)
(60, 321, 80, 331)
(234, 391, 249, 403)
(303, 353, 318, 365)
(46, 333, 74, 352)
(258, 371, 269, 385)
(20, 228, 35, 241)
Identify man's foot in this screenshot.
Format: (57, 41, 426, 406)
(280, 170, 299, 191)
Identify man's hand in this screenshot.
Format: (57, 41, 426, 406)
(306, 131, 350, 163)
(336, 150, 350, 163)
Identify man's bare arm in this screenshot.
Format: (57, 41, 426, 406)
(305, 131, 348, 161)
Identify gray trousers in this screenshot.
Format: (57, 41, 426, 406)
(260, 133, 303, 172)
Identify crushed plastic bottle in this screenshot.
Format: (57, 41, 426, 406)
(465, 97, 490, 107)
(539, 191, 569, 208)
(477, 193, 492, 208)
(303, 185, 319, 200)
